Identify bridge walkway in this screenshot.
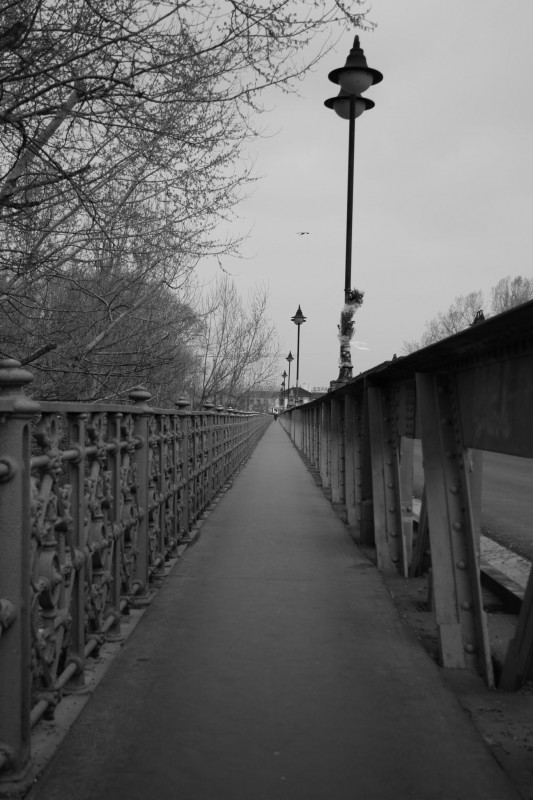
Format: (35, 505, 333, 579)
(27, 421, 521, 800)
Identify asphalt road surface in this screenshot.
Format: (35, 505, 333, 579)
(413, 441, 533, 561)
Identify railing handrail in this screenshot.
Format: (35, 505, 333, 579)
(283, 298, 533, 409)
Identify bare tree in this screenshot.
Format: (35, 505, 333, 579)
(0, 0, 371, 216)
(403, 275, 533, 353)
(192, 276, 279, 408)
(403, 290, 485, 353)
(0, 264, 201, 402)
(491, 275, 533, 314)
(1, 0, 371, 400)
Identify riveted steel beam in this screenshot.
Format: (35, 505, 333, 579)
(455, 358, 533, 458)
(330, 397, 344, 504)
(367, 385, 408, 575)
(319, 400, 331, 489)
(416, 372, 493, 685)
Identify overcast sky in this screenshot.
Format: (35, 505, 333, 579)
(202, 0, 533, 391)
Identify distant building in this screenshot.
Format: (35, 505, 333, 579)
(280, 386, 325, 407)
(239, 385, 327, 413)
(240, 388, 279, 412)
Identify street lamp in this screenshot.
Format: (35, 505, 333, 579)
(285, 352, 294, 407)
(291, 305, 307, 404)
(279, 371, 287, 412)
(325, 35, 382, 382)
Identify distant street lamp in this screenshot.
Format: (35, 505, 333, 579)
(285, 352, 294, 407)
(325, 35, 382, 382)
(279, 371, 287, 411)
(291, 305, 307, 404)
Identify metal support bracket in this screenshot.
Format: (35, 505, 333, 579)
(367, 385, 408, 575)
(416, 372, 493, 685)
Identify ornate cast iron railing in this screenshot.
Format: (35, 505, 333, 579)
(280, 300, 533, 693)
(0, 364, 271, 780)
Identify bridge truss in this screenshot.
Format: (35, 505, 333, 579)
(281, 300, 533, 693)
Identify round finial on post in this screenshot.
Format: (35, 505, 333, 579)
(0, 359, 33, 396)
(175, 396, 190, 410)
(128, 386, 152, 405)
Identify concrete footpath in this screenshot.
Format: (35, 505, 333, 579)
(27, 421, 522, 800)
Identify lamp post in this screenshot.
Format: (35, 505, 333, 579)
(291, 305, 307, 404)
(285, 352, 294, 408)
(279, 371, 287, 412)
(325, 35, 382, 382)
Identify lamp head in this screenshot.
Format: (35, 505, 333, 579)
(328, 35, 383, 95)
(324, 92, 375, 120)
(291, 305, 307, 326)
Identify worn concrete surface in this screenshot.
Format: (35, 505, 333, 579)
(27, 422, 522, 800)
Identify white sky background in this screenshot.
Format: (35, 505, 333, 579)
(201, 0, 533, 390)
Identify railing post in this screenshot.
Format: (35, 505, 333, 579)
(180, 414, 191, 537)
(319, 400, 331, 488)
(108, 412, 124, 631)
(399, 436, 415, 568)
(289, 407, 296, 444)
(203, 404, 215, 509)
(175, 401, 191, 541)
(65, 410, 89, 683)
(297, 408, 304, 451)
(150, 414, 164, 570)
(128, 387, 153, 602)
(330, 397, 343, 504)
(302, 408, 309, 458)
(344, 394, 359, 530)
(367, 384, 408, 574)
(360, 389, 375, 545)
(311, 405, 320, 468)
(0, 360, 39, 779)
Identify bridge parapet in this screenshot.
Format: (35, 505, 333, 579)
(0, 367, 270, 784)
(280, 300, 533, 691)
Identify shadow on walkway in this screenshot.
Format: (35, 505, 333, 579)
(27, 422, 521, 800)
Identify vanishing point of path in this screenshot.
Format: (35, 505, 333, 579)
(28, 421, 521, 800)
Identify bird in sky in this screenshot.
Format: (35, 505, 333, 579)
(296, 231, 310, 235)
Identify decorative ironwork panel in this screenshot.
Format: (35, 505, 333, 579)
(0, 360, 272, 779)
